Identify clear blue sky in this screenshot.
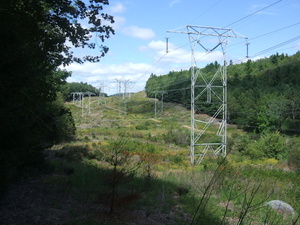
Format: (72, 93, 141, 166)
(64, 0, 300, 95)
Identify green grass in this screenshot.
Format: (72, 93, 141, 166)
(51, 92, 300, 224)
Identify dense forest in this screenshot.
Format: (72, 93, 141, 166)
(0, 0, 114, 192)
(145, 52, 300, 135)
(63, 82, 106, 100)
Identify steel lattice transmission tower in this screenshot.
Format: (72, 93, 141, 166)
(71, 92, 95, 117)
(113, 79, 135, 116)
(168, 25, 247, 165)
(152, 91, 167, 118)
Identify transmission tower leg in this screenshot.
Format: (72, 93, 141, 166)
(81, 94, 84, 117)
(191, 66, 196, 165)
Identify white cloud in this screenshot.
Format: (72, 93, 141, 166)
(140, 40, 165, 52)
(143, 40, 223, 64)
(63, 38, 226, 95)
(65, 62, 151, 77)
(64, 62, 164, 94)
(108, 2, 126, 14)
(162, 48, 223, 64)
(148, 40, 167, 51)
(122, 26, 155, 40)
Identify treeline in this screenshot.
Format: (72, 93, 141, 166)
(145, 52, 300, 135)
(63, 82, 105, 100)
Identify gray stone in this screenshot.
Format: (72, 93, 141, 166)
(265, 200, 295, 214)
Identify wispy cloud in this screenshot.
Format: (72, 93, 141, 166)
(249, 4, 276, 16)
(170, 0, 181, 7)
(108, 2, 126, 14)
(291, 3, 300, 9)
(122, 26, 155, 40)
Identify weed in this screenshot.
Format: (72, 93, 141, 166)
(176, 186, 190, 196)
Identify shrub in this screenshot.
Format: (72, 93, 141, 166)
(176, 185, 190, 196)
(228, 132, 251, 155)
(162, 128, 190, 146)
(55, 144, 90, 161)
(287, 138, 300, 171)
(135, 123, 149, 130)
(245, 132, 287, 160)
(170, 154, 185, 164)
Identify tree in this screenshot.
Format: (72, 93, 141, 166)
(287, 138, 300, 171)
(245, 132, 287, 160)
(65, 82, 101, 100)
(101, 135, 140, 214)
(0, 0, 114, 189)
(245, 59, 253, 75)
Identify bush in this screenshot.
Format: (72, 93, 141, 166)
(162, 128, 190, 146)
(228, 132, 251, 155)
(55, 144, 90, 161)
(245, 132, 287, 160)
(287, 138, 300, 170)
(135, 122, 149, 130)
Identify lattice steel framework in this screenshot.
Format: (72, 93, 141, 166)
(152, 91, 167, 118)
(71, 92, 95, 117)
(168, 26, 247, 165)
(113, 79, 135, 116)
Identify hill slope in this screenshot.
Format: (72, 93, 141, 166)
(145, 52, 300, 134)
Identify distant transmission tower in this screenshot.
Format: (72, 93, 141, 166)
(152, 91, 167, 118)
(97, 81, 107, 105)
(71, 92, 95, 117)
(113, 79, 134, 116)
(168, 25, 247, 165)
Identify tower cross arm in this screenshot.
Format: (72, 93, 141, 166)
(167, 25, 247, 39)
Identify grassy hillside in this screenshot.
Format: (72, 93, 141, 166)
(1, 92, 299, 224)
(146, 52, 300, 135)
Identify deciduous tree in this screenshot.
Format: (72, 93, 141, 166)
(0, 0, 114, 189)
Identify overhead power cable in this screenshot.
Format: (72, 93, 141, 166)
(224, 0, 283, 28)
(188, 0, 224, 25)
(134, 53, 168, 82)
(250, 35, 300, 58)
(251, 22, 300, 41)
(133, 0, 290, 96)
(228, 22, 300, 49)
(133, 39, 194, 83)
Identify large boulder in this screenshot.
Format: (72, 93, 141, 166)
(265, 200, 295, 215)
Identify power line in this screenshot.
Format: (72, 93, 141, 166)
(251, 22, 300, 41)
(223, 0, 283, 28)
(134, 53, 168, 82)
(134, 0, 281, 86)
(250, 35, 300, 58)
(131, 0, 291, 98)
(188, 0, 224, 25)
(134, 38, 197, 83)
(228, 22, 300, 50)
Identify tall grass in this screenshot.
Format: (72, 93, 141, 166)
(50, 92, 300, 224)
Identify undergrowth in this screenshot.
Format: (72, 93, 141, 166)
(45, 92, 300, 224)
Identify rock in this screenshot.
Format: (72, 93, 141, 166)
(265, 200, 295, 215)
